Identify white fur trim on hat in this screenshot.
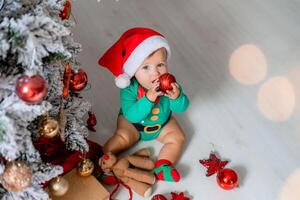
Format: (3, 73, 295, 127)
(123, 35, 171, 77)
(115, 73, 131, 88)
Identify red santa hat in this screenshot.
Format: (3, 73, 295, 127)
(98, 27, 171, 88)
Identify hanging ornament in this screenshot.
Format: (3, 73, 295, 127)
(199, 152, 239, 190)
(151, 194, 167, 200)
(49, 176, 69, 196)
(1, 161, 32, 192)
(159, 73, 177, 93)
(170, 192, 191, 200)
(38, 115, 59, 138)
(69, 69, 88, 92)
(87, 111, 97, 132)
(77, 158, 94, 176)
(16, 75, 47, 104)
(60, 0, 72, 20)
(62, 63, 72, 99)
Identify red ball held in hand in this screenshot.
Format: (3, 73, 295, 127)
(159, 73, 176, 93)
(199, 152, 239, 190)
(69, 69, 88, 92)
(16, 75, 47, 104)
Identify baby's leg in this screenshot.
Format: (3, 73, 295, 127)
(156, 116, 185, 163)
(103, 115, 139, 154)
(154, 116, 185, 182)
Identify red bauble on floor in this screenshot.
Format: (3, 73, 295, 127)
(216, 168, 239, 190)
(199, 152, 239, 190)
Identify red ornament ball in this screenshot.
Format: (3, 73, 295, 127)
(60, 0, 72, 20)
(216, 168, 239, 190)
(69, 69, 88, 92)
(151, 194, 167, 200)
(87, 111, 97, 132)
(159, 73, 176, 93)
(87, 111, 97, 126)
(16, 75, 47, 104)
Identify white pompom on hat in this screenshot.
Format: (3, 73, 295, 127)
(98, 27, 171, 88)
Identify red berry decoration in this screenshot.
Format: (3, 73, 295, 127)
(151, 194, 167, 200)
(216, 168, 239, 190)
(159, 73, 176, 93)
(87, 111, 97, 132)
(199, 152, 239, 190)
(16, 75, 47, 104)
(60, 0, 71, 20)
(171, 192, 191, 200)
(69, 69, 88, 92)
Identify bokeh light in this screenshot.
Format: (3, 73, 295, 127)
(278, 168, 300, 200)
(229, 44, 267, 85)
(257, 76, 295, 122)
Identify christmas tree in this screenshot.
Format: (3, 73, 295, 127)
(0, 0, 95, 199)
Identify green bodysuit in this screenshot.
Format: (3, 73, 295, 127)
(119, 77, 189, 141)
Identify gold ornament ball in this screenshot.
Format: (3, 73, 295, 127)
(1, 161, 32, 192)
(77, 159, 94, 176)
(39, 117, 59, 138)
(49, 176, 69, 197)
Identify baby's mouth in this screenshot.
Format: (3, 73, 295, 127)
(151, 78, 159, 83)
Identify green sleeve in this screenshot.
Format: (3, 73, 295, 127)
(120, 87, 154, 123)
(169, 84, 190, 113)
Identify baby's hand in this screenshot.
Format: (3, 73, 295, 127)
(146, 79, 163, 102)
(164, 83, 180, 99)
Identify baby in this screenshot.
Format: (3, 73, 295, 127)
(98, 27, 189, 182)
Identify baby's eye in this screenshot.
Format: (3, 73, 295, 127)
(142, 65, 149, 70)
(157, 63, 165, 67)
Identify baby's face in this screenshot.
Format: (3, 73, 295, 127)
(134, 48, 168, 89)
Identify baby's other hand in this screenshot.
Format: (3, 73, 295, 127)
(146, 79, 163, 102)
(164, 83, 180, 99)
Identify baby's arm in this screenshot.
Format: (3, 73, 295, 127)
(169, 84, 189, 113)
(120, 87, 154, 123)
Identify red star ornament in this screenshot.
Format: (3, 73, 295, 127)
(199, 152, 229, 176)
(171, 192, 190, 200)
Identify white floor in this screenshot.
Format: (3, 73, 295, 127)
(72, 0, 300, 199)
